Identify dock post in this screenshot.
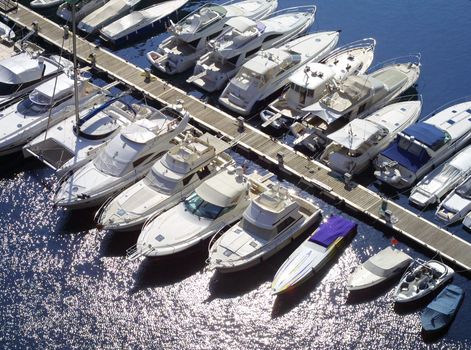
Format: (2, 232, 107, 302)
(237, 116, 245, 133)
(88, 52, 96, 67)
(344, 173, 352, 189)
(62, 25, 69, 40)
(32, 21, 39, 33)
(144, 68, 151, 82)
(277, 152, 284, 168)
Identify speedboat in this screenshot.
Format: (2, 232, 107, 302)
(24, 97, 164, 176)
(207, 184, 321, 272)
(187, 6, 316, 92)
(421, 284, 464, 333)
(435, 175, 471, 224)
(260, 38, 376, 130)
(147, 0, 277, 75)
(271, 215, 357, 295)
(78, 0, 142, 34)
(0, 72, 102, 156)
(95, 133, 233, 231)
(0, 52, 71, 108)
(57, 0, 108, 22)
(54, 105, 189, 209)
(0, 21, 15, 42)
(99, 0, 189, 46)
(320, 100, 422, 175)
(393, 259, 454, 304)
(374, 100, 471, 189)
(130, 168, 271, 259)
(30, 0, 64, 9)
(218, 31, 340, 116)
(409, 144, 471, 208)
(346, 246, 412, 291)
(290, 57, 421, 152)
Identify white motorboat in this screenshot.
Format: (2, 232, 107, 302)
(129, 168, 271, 259)
(271, 215, 357, 295)
(24, 97, 164, 176)
(260, 38, 376, 130)
(95, 133, 233, 231)
(207, 184, 321, 273)
(78, 0, 142, 34)
(57, 0, 108, 22)
(187, 6, 316, 92)
(218, 31, 339, 116)
(374, 100, 471, 189)
(0, 21, 15, 41)
(0, 52, 71, 108)
(393, 259, 454, 304)
(100, 0, 189, 46)
(409, 144, 471, 208)
(54, 106, 190, 209)
(435, 175, 471, 224)
(147, 0, 277, 75)
(346, 246, 412, 291)
(0, 72, 102, 156)
(320, 100, 422, 175)
(30, 0, 64, 9)
(290, 57, 421, 152)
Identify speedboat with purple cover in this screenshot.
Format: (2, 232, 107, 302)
(271, 215, 357, 295)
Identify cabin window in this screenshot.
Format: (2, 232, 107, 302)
(246, 46, 261, 58)
(228, 55, 240, 65)
(207, 30, 222, 40)
(182, 174, 194, 186)
(187, 38, 201, 49)
(357, 103, 367, 115)
(262, 34, 282, 43)
(133, 153, 153, 168)
(197, 166, 211, 179)
(276, 216, 296, 233)
(145, 169, 177, 194)
(184, 192, 230, 220)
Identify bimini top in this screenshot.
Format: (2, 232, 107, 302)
(0, 53, 48, 85)
(28, 73, 74, 105)
(402, 123, 448, 152)
(195, 169, 246, 207)
(289, 62, 336, 90)
(225, 16, 257, 32)
(328, 119, 385, 151)
(309, 215, 356, 247)
(122, 119, 159, 144)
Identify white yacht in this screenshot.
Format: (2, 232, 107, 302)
(0, 72, 102, 156)
(24, 97, 164, 176)
(78, 0, 142, 34)
(374, 101, 471, 189)
(57, 0, 108, 22)
(99, 0, 189, 46)
(54, 106, 189, 209)
(320, 100, 422, 175)
(187, 6, 316, 92)
(435, 175, 471, 224)
(147, 0, 277, 75)
(393, 260, 454, 304)
(130, 168, 271, 259)
(290, 58, 420, 152)
(346, 246, 412, 291)
(30, 0, 64, 9)
(95, 133, 233, 231)
(409, 144, 471, 208)
(218, 31, 339, 116)
(260, 38, 376, 129)
(207, 184, 321, 273)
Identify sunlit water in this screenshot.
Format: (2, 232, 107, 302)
(1, 1, 471, 349)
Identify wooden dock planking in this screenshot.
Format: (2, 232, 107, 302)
(4, 4, 471, 272)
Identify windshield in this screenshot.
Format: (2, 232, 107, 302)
(240, 218, 274, 241)
(16, 97, 50, 116)
(144, 168, 178, 194)
(175, 4, 225, 34)
(184, 192, 225, 220)
(457, 178, 471, 199)
(398, 136, 426, 157)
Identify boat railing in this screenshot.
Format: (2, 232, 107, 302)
(94, 196, 114, 227)
(368, 53, 421, 73)
(268, 5, 317, 18)
(387, 93, 423, 105)
(419, 95, 471, 121)
(126, 243, 155, 261)
(320, 38, 376, 64)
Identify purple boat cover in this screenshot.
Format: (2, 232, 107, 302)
(309, 216, 357, 248)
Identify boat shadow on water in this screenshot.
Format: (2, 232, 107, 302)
(99, 229, 141, 257)
(0, 151, 46, 179)
(55, 206, 101, 234)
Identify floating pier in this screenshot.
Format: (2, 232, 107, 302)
(3, 4, 471, 272)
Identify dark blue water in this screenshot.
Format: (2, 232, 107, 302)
(1, 1, 471, 349)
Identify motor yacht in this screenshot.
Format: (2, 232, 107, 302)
(218, 31, 339, 116)
(435, 175, 471, 224)
(57, 0, 108, 22)
(187, 6, 316, 92)
(147, 0, 277, 75)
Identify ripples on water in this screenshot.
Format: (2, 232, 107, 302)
(1, 0, 471, 349)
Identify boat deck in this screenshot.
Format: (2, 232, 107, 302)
(3, 4, 471, 272)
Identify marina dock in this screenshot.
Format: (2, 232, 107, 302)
(3, 4, 471, 272)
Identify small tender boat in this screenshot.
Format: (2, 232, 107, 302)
(435, 175, 471, 224)
(421, 284, 464, 333)
(0, 21, 15, 41)
(393, 260, 454, 304)
(57, 0, 108, 23)
(95, 133, 233, 231)
(346, 246, 412, 291)
(54, 106, 189, 209)
(218, 31, 340, 116)
(375, 100, 471, 189)
(260, 38, 376, 130)
(207, 184, 321, 272)
(30, 0, 64, 9)
(409, 144, 471, 208)
(271, 215, 357, 295)
(320, 100, 422, 175)
(100, 0, 189, 46)
(147, 0, 277, 75)
(290, 57, 420, 152)
(130, 168, 271, 259)
(187, 6, 316, 92)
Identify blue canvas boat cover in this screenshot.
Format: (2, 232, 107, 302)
(426, 284, 464, 316)
(402, 123, 447, 151)
(380, 141, 431, 172)
(309, 216, 357, 248)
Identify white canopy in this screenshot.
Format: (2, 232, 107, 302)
(225, 16, 256, 32)
(328, 119, 383, 150)
(0, 53, 47, 85)
(195, 170, 246, 207)
(29, 73, 74, 105)
(289, 62, 335, 90)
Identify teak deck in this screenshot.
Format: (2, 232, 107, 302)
(4, 4, 471, 272)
